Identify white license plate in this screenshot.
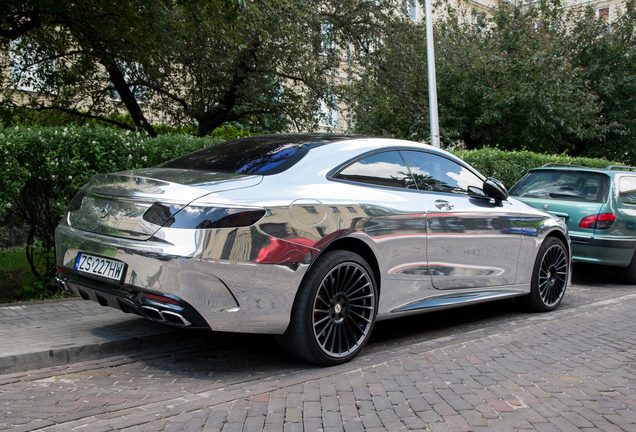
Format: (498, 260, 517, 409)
(74, 253, 126, 282)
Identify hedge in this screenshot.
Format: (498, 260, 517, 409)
(0, 126, 623, 293)
(0, 126, 222, 291)
(453, 147, 620, 189)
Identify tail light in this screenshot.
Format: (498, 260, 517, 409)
(66, 192, 86, 212)
(143, 202, 266, 229)
(579, 213, 616, 230)
(144, 293, 179, 305)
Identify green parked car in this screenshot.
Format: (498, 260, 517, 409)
(510, 164, 636, 283)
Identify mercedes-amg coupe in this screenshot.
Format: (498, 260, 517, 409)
(55, 134, 570, 365)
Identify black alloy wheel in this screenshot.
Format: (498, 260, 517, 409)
(312, 260, 375, 359)
(518, 236, 568, 312)
(278, 250, 377, 365)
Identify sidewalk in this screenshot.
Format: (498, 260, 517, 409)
(0, 297, 199, 375)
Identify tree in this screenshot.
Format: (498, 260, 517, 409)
(2, 0, 398, 136)
(0, 0, 67, 40)
(566, 0, 636, 163)
(349, 20, 432, 142)
(351, 0, 604, 155)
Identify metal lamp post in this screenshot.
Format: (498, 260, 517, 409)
(424, 0, 440, 148)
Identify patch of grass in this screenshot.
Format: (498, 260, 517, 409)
(0, 247, 69, 303)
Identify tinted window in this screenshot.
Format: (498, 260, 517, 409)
(333, 151, 415, 189)
(620, 177, 636, 205)
(159, 140, 307, 175)
(400, 151, 482, 194)
(510, 170, 610, 203)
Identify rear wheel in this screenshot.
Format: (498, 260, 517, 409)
(517, 236, 568, 312)
(277, 250, 377, 366)
(620, 250, 636, 284)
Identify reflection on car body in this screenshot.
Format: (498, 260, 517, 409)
(55, 134, 570, 365)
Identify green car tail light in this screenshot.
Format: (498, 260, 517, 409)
(579, 213, 616, 230)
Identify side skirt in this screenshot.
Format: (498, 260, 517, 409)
(378, 286, 528, 320)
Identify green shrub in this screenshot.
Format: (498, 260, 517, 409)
(453, 147, 619, 189)
(0, 128, 623, 299)
(0, 125, 222, 292)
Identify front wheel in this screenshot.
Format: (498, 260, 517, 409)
(517, 236, 569, 312)
(277, 250, 378, 366)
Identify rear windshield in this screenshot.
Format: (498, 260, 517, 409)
(159, 138, 309, 175)
(510, 170, 610, 203)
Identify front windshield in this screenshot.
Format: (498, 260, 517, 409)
(510, 170, 610, 203)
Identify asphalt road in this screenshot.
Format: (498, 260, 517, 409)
(1, 264, 634, 431)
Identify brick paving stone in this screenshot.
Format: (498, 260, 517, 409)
(302, 385, 320, 402)
(355, 400, 375, 416)
(339, 404, 358, 422)
(342, 419, 365, 432)
(0, 289, 634, 431)
(322, 395, 340, 412)
(263, 411, 284, 430)
(460, 409, 489, 427)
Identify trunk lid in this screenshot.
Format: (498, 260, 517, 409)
(66, 168, 262, 240)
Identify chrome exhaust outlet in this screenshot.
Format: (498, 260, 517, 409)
(161, 310, 192, 327)
(141, 305, 191, 327)
(141, 305, 165, 322)
(55, 277, 70, 293)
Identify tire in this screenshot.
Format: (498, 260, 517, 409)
(277, 250, 378, 366)
(620, 250, 636, 284)
(517, 236, 569, 312)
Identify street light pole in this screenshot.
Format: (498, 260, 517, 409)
(424, 0, 440, 148)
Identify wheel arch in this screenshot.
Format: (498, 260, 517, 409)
(544, 229, 570, 259)
(309, 236, 381, 297)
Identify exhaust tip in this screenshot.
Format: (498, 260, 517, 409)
(141, 305, 165, 322)
(161, 310, 192, 327)
(54, 277, 70, 293)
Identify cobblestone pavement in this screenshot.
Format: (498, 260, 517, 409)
(0, 276, 635, 431)
(0, 298, 200, 375)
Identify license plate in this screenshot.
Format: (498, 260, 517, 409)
(74, 253, 126, 282)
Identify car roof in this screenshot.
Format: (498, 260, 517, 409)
(159, 133, 471, 177)
(219, 133, 365, 149)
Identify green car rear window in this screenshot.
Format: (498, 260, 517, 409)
(510, 170, 610, 203)
(620, 176, 636, 205)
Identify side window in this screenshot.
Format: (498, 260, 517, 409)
(620, 177, 636, 205)
(333, 151, 415, 189)
(400, 151, 482, 194)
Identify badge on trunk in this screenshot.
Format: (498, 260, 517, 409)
(98, 202, 112, 218)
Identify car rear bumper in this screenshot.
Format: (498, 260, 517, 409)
(570, 235, 636, 266)
(55, 224, 313, 334)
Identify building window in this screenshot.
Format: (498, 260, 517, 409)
(596, 7, 609, 22)
(320, 23, 336, 54)
(9, 38, 45, 93)
(472, 11, 486, 31)
(318, 98, 338, 128)
(404, 0, 420, 22)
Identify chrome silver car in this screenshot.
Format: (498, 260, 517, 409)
(55, 134, 570, 365)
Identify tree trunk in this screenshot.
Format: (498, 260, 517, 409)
(107, 65, 157, 138)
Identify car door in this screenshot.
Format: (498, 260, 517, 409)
(331, 150, 430, 279)
(400, 150, 522, 289)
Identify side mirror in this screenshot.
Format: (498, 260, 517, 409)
(483, 178, 508, 204)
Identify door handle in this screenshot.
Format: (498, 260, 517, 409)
(434, 200, 454, 211)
